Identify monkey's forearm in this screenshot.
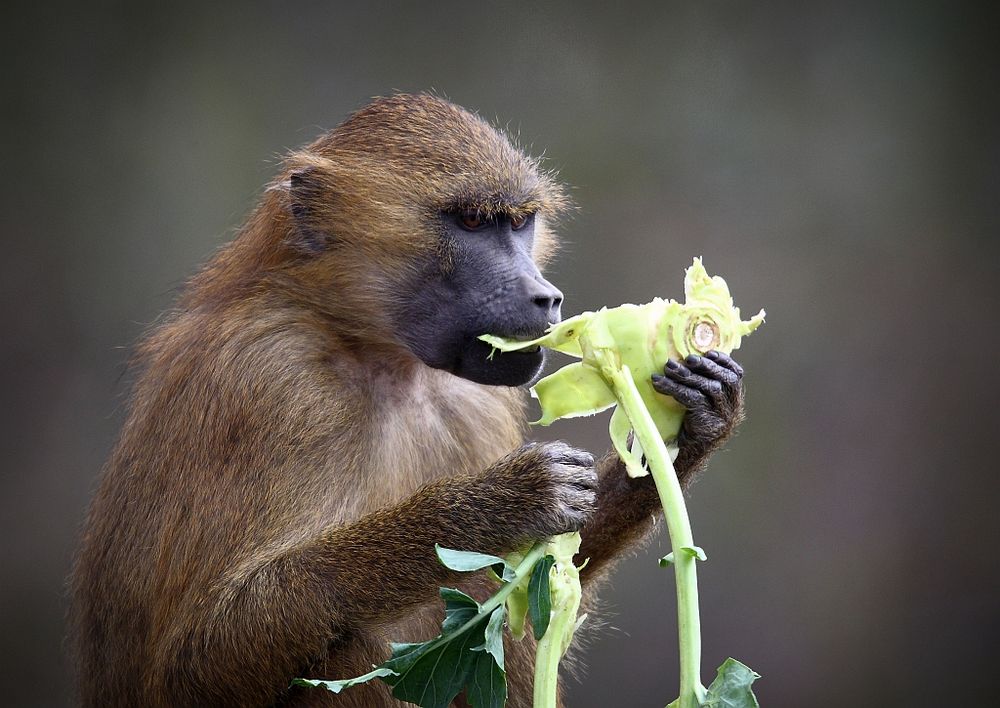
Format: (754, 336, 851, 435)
(200, 442, 593, 682)
(575, 449, 704, 585)
(301, 473, 528, 626)
(575, 453, 660, 584)
(172, 473, 526, 705)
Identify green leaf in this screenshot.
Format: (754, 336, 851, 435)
(436, 545, 516, 582)
(438, 587, 481, 634)
(376, 589, 504, 708)
(290, 667, 397, 694)
(465, 644, 507, 708)
(388, 641, 428, 663)
(472, 606, 506, 669)
(528, 554, 555, 641)
(385, 624, 482, 708)
(479, 311, 590, 358)
(682, 546, 707, 562)
(659, 546, 707, 568)
(531, 361, 616, 425)
(296, 545, 559, 707)
(702, 657, 761, 708)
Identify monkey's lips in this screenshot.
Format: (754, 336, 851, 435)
(482, 334, 544, 360)
(492, 327, 551, 353)
(456, 336, 546, 387)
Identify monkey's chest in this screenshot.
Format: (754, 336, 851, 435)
(369, 379, 523, 495)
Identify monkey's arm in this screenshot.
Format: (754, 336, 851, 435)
(283, 442, 595, 627)
(172, 442, 595, 705)
(575, 351, 745, 585)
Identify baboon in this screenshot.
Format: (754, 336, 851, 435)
(70, 94, 746, 707)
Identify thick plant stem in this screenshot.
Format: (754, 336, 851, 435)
(531, 534, 582, 708)
(532, 607, 565, 708)
(606, 364, 705, 708)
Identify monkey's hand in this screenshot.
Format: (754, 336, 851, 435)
(575, 351, 745, 584)
(482, 441, 597, 545)
(651, 350, 745, 479)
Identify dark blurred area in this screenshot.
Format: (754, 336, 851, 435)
(3, 1, 998, 706)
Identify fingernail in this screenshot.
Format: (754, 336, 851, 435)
(685, 354, 701, 366)
(705, 350, 719, 359)
(666, 359, 679, 370)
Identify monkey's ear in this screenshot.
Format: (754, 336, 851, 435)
(289, 168, 335, 253)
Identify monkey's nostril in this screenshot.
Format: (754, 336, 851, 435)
(521, 274, 563, 321)
(534, 293, 562, 321)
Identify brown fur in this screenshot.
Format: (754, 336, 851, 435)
(69, 94, 694, 707)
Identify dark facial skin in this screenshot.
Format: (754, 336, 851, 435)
(398, 210, 563, 387)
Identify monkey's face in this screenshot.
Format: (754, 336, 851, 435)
(283, 95, 571, 386)
(395, 210, 563, 387)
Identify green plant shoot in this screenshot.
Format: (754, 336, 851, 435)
(503, 533, 586, 708)
(481, 257, 764, 479)
(293, 534, 586, 708)
(480, 258, 765, 708)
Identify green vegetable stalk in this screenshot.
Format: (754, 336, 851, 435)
(293, 535, 586, 708)
(481, 258, 765, 708)
(530, 533, 585, 707)
(503, 533, 586, 708)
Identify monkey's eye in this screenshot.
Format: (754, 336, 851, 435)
(510, 213, 530, 231)
(458, 210, 487, 231)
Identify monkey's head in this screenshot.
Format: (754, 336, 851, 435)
(279, 94, 572, 387)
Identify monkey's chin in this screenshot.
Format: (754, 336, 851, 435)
(453, 338, 546, 387)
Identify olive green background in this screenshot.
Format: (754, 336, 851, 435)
(3, 2, 998, 706)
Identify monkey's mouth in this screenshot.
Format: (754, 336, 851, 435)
(454, 336, 546, 387)
(481, 338, 541, 356)
(491, 327, 551, 355)
(514, 344, 541, 354)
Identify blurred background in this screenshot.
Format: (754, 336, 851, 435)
(3, 1, 998, 706)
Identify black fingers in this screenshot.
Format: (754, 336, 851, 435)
(561, 462, 598, 493)
(651, 352, 746, 411)
(658, 359, 723, 396)
(704, 350, 744, 378)
(685, 353, 741, 387)
(653, 353, 746, 478)
(651, 374, 709, 409)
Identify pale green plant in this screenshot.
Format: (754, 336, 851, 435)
(481, 258, 764, 708)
